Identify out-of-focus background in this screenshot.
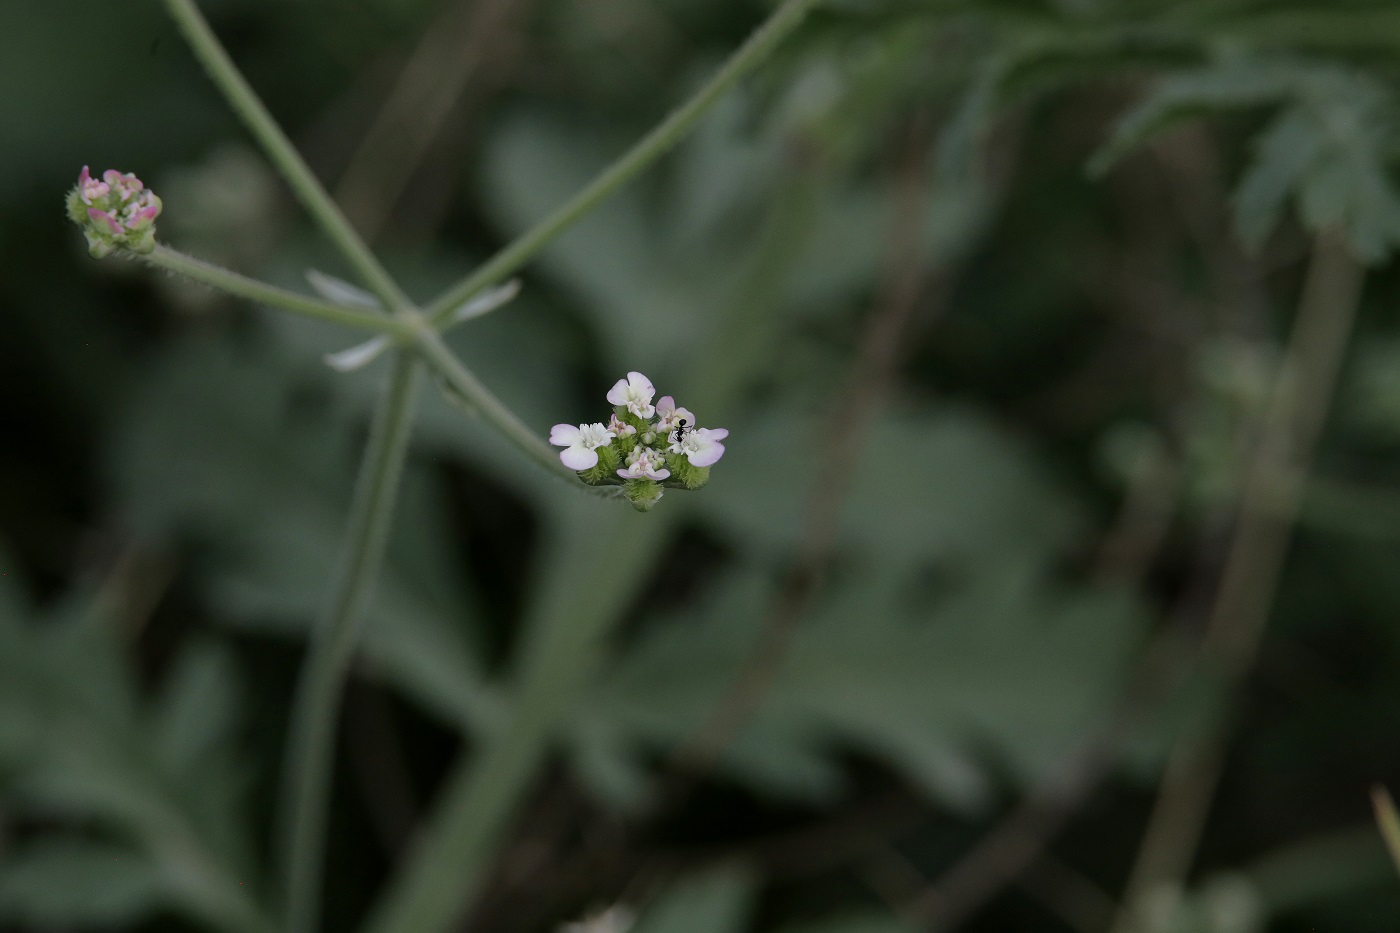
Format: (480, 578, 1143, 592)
(5, 1, 1400, 931)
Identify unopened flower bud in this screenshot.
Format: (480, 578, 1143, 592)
(67, 165, 163, 258)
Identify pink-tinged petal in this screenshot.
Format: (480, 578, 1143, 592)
(549, 424, 582, 447)
(656, 396, 675, 415)
(87, 208, 122, 235)
(560, 446, 599, 470)
(79, 165, 91, 185)
(705, 428, 729, 441)
(627, 371, 654, 394)
(689, 442, 725, 467)
(606, 378, 630, 406)
(651, 468, 671, 480)
(126, 204, 160, 226)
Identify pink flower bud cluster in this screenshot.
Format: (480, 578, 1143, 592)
(66, 166, 163, 258)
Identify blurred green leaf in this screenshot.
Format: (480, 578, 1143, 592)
(1094, 58, 1400, 261)
(109, 336, 503, 735)
(778, 914, 918, 933)
(0, 556, 269, 931)
(571, 556, 1144, 809)
(698, 406, 1084, 565)
(629, 865, 756, 933)
(0, 840, 162, 927)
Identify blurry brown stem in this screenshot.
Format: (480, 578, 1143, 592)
(670, 118, 938, 775)
(334, 0, 529, 242)
(1110, 227, 1366, 932)
(1092, 449, 1181, 587)
(907, 730, 1123, 930)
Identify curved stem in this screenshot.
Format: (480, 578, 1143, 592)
(421, 0, 821, 325)
(143, 246, 411, 337)
(1111, 227, 1366, 932)
(277, 354, 421, 933)
(363, 508, 668, 933)
(410, 325, 625, 498)
(160, 0, 412, 313)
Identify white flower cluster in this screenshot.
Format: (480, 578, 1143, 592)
(549, 371, 728, 510)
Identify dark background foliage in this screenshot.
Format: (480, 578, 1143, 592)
(4, 1, 1400, 931)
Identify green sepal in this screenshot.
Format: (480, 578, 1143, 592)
(614, 406, 650, 434)
(579, 443, 621, 485)
(65, 188, 88, 225)
(126, 227, 157, 255)
(614, 429, 639, 457)
(665, 453, 710, 490)
(623, 478, 665, 512)
(83, 230, 115, 259)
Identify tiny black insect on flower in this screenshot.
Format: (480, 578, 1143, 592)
(671, 418, 691, 444)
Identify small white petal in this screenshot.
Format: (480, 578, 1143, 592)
(606, 378, 630, 406)
(560, 445, 599, 470)
(306, 269, 382, 309)
(550, 424, 583, 447)
(452, 279, 521, 322)
(324, 335, 390, 372)
(688, 442, 724, 467)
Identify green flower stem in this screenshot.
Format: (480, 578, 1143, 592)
(364, 508, 670, 933)
(364, 144, 826, 933)
(160, 0, 412, 313)
(144, 245, 412, 337)
(420, 0, 821, 326)
(277, 354, 420, 933)
(408, 324, 578, 481)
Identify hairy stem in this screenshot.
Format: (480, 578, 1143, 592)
(143, 246, 411, 336)
(420, 0, 820, 325)
(277, 355, 420, 933)
(1111, 227, 1366, 931)
(160, 0, 411, 312)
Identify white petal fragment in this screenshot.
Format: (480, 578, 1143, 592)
(453, 280, 522, 323)
(306, 269, 382, 309)
(324, 335, 390, 372)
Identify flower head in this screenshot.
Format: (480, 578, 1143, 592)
(654, 396, 695, 435)
(550, 422, 615, 471)
(617, 446, 670, 481)
(68, 165, 163, 257)
(606, 371, 656, 419)
(669, 427, 728, 467)
(547, 374, 726, 507)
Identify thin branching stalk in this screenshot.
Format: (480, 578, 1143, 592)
(410, 326, 575, 480)
(144, 246, 411, 336)
(160, 0, 412, 312)
(277, 355, 420, 933)
(419, 0, 821, 325)
(159, 4, 821, 933)
(1111, 227, 1367, 933)
(364, 147, 826, 933)
(159, 9, 426, 932)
